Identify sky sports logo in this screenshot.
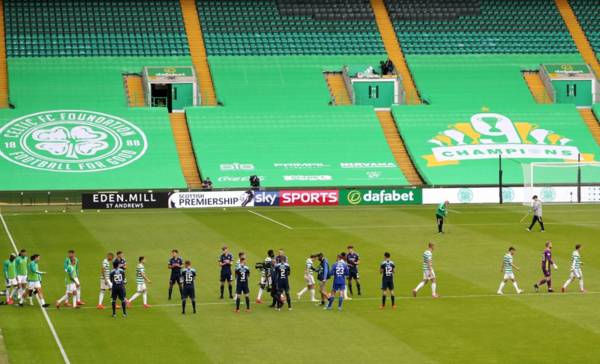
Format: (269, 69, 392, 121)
(254, 191, 280, 206)
(280, 190, 339, 206)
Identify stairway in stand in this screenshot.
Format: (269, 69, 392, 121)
(523, 72, 552, 104)
(124, 75, 145, 107)
(578, 109, 600, 146)
(180, 0, 217, 106)
(170, 113, 203, 189)
(370, 0, 421, 104)
(375, 111, 423, 185)
(555, 0, 600, 78)
(324, 72, 351, 105)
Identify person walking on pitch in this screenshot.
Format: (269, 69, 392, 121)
(21, 254, 50, 307)
(97, 252, 114, 309)
(110, 261, 127, 317)
(234, 257, 251, 312)
(497, 247, 523, 295)
(325, 255, 349, 311)
(167, 250, 183, 300)
(64, 250, 84, 305)
(527, 195, 545, 232)
(534, 241, 557, 293)
(56, 257, 80, 309)
(436, 201, 449, 233)
(562, 244, 585, 293)
(127, 256, 151, 308)
(3, 253, 17, 305)
(413, 243, 438, 298)
(297, 254, 318, 302)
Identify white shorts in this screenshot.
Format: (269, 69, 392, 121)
(100, 279, 112, 290)
(570, 269, 583, 279)
(423, 270, 436, 280)
(17, 275, 27, 284)
(304, 274, 315, 286)
(66, 283, 77, 294)
(136, 283, 147, 292)
(5, 278, 17, 287)
(27, 281, 41, 290)
(503, 272, 515, 280)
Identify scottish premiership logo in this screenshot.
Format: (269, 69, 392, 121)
(0, 110, 147, 172)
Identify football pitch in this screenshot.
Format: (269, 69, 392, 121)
(0, 204, 599, 364)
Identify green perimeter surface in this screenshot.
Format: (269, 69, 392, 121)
(0, 204, 599, 363)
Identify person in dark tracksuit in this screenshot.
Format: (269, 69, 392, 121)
(110, 261, 127, 317)
(436, 201, 449, 233)
(234, 258, 251, 313)
(181, 261, 197, 314)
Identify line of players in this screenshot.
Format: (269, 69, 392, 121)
(2, 241, 587, 314)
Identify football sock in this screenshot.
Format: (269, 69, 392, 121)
(72, 294, 77, 307)
(142, 292, 147, 305)
(338, 296, 343, 308)
(76, 288, 81, 302)
(357, 283, 361, 295)
(547, 279, 552, 289)
(257, 288, 263, 300)
(309, 289, 315, 301)
(563, 278, 572, 288)
(415, 281, 425, 292)
(121, 300, 127, 315)
(391, 295, 395, 306)
(228, 285, 233, 298)
(348, 283, 353, 295)
(538, 279, 547, 286)
(327, 296, 334, 308)
(286, 293, 291, 308)
(39, 297, 45, 306)
(98, 290, 105, 305)
(192, 300, 196, 313)
(112, 300, 116, 315)
(129, 292, 140, 303)
(9, 287, 17, 299)
(579, 279, 584, 290)
(182, 300, 186, 313)
(431, 283, 437, 295)
(245, 296, 250, 309)
(168, 286, 173, 300)
(219, 285, 224, 298)
(57, 295, 68, 305)
(498, 281, 505, 292)
(512, 282, 520, 292)
(382, 295, 386, 306)
(297, 287, 307, 297)
(236, 297, 240, 310)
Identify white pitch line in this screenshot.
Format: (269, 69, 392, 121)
(0, 213, 71, 364)
(248, 210, 293, 230)
(43, 290, 600, 311)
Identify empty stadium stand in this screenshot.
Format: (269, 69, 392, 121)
(0, 0, 8, 108)
(579, 108, 600, 146)
(569, 0, 600, 57)
(386, 0, 577, 54)
(556, 0, 600, 78)
(197, 0, 385, 56)
(3, 0, 189, 57)
(124, 74, 145, 107)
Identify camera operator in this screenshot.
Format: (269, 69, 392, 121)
(255, 250, 274, 304)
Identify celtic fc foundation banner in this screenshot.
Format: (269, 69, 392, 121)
(340, 189, 422, 206)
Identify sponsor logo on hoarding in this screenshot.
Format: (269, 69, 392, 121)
(219, 163, 255, 171)
(254, 191, 280, 206)
(502, 187, 515, 202)
(340, 162, 396, 169)
(0, 110, 147, 172)
(82, 192, 168, 209)
(217, 175, 264, 183)
(283, 175, 332, 181)
(457, 188, 474, 203)
(280, 190, 339, 206)
(366, 171, 382, 179)
(424, 112, 595, 167)
(341, 189, 422, 205)
(274, 163, 328, 169)
(169, 191, 253, 208)
(540, 187, 556, 202)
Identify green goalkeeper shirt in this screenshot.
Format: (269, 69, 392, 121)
(436, 202, 447, 217)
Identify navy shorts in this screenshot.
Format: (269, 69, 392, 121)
(182, 286, 195, 300)
(349, 267, 359, 279)
(220, 270, 232, 282)
(332, 282, 346, 292)
(170, 272, 181, 284)
(236, 282, 249, 295)
(111, 286, 126, 301)
(381, 279, 394, 291)
(277, 280, 289, 292)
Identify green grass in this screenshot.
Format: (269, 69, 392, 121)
(0, 204, 599, 364)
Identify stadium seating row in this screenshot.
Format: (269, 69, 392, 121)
(569, 0, 600, 56)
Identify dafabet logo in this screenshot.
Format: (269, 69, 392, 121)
(0, 110, 147, 172)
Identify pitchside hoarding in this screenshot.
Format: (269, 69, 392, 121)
(279, 190, 339, 206)
(168, 191, 254, 208)
(82, 192, 169, 209)
(340, 189, 422, 205)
